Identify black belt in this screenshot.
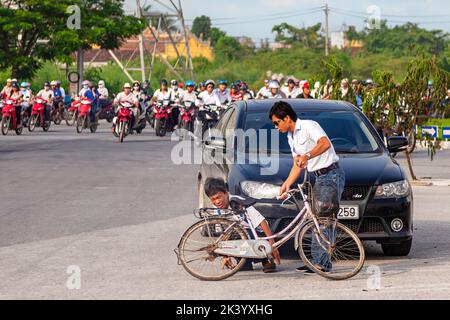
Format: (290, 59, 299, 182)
(314, 162, 340, 177)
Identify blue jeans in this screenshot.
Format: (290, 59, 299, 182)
(311, 165, 345, 272)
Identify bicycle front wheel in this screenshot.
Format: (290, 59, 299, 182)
(297, 218, 365, 280)
(178, 218, 248, 281)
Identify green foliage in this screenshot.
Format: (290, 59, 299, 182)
(0, 0, 145, 79)
(272, 22, 323, 49)
(215, 36, 242, 61)
(191, 15, 211, 40)
(209, 27, 227, 47)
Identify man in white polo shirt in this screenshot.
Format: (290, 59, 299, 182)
(269, 100, 345, 273)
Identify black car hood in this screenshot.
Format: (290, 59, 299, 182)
(233, 152, 405, 187)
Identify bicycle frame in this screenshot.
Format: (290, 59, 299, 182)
(212, 178, 334, 256)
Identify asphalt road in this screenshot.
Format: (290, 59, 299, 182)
(1, 122, 450, 299)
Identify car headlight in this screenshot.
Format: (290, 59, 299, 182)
(240, 181, 280, 199)
(374, 180, 410, 199)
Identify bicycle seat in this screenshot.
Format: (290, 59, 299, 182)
(229, 195, 257, 210)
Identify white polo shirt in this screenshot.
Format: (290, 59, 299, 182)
(287, 119, 339, 172)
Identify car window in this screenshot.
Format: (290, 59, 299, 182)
(243, 110, 381, 154)
(215, 107, 234, 134)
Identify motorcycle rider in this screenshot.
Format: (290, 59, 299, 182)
(215, 79, 231, 107)
(97, 80, 110, 110)
(282, 78, 300, 99)
(83, 81, 100, 124)
(151, 79, 176, 128)
(256, 79, 270, 99)
(178, 80, 198, 128)
(262, 80, 286, 99)
(297, 81, 314, 99)
(195, 80, 221, 129)
(1, 79, 13, 99)
(230, 83, 243, 101)
(51, 80, 64, 115)
(170, 80, 182, 129)
(114, 83, 140, 130)
(239, 83, 253, 101)
(20, 82, 32, 118)
(8, 82, 23, 127)
(79, 80, 90, 97)
(36, 82, 54, 123)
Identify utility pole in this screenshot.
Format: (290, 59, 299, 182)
(136, 0, 146, 83)
(324, 0, 329, 57)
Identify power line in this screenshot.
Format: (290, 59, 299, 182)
(209, 9, 323, 26)
(328, 6, 450, 19)
(184, 7, 323, 22)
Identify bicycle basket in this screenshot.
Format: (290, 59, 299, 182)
(311, 180, 339, 218)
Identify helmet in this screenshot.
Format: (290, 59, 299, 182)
(50, 80, 57, 86)
(287, 78, 295, 85)
(12, 82, 19, 88)
(185, 80, 195, 87)
(82, 80, 90, 86)
(268, 80, 280, 89)
(20, 82, 28, 88)
(6, 79, 12, 83)
(239, 84, 248, 91)
(199, 82, 206, 88)
(230, 84, 239, 90)
(133, 80, 140, 87)
(205, 80, 215, 88)
(218, 79, 227, 85)
(427, 80, 433, 86)
(303, 82, 310, 89)
(98, 80, 105, 87)
(44, 81, 50, 87)
(123, 83, 131, 89)
(27, 82, 31, 88)
(160, 79, 168, 86)
(314, 81, 321, 89)
(56, 80, 61, 85)
(170, 79, 178, 86)
(366, 78, 373, 85)
(143, 80, 150, 87)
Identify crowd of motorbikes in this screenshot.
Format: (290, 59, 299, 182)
(1, 90, 226, 144)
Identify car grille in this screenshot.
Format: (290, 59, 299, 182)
(341, 186, 371, 201)
(269, 217, 386, 234)
(341, 218, 386, 233)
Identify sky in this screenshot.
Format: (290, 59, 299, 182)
(124, 0, 450, 43)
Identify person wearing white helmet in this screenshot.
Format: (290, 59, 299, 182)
(262, 80, 286, 99)
(195, 80, 221, 108)
(256, 79, 270, 99)
(321, 80, 333, 99)
(114, 83, 140, 128)
(339, 78, 350, 100)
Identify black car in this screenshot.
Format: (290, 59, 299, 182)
(198, 99, 413, 256)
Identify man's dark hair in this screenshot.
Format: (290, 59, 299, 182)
(269, 101, 297, 122)
(204, 178, 229, 197)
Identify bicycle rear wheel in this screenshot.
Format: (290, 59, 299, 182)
(297, 218, 365, 280)
(178, 218, 248, 281)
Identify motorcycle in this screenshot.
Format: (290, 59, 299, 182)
(178, 100, 196, 139)
(1, 99, 23, 135)
(28, 97, 50, 132)
(112, 101, 134, 143)
(97, 100, 115, 123)
(51, 98, 64, 125)
(65, 97, 81, 126)
(201, 104, 222, 137)
(153, 99, 173, 137)
(76, 98, 97, 134)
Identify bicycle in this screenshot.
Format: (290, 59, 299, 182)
(175, 172, 365, 281)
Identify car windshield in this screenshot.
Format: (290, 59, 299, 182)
(243, 110, 381, 154)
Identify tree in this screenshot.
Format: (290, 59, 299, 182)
(0, 0, 145, 79)
(272, 22, 323, 49)
(209, 27, 226, 47)
(215, 36, 241, 61)
(191, 15, 211, 40)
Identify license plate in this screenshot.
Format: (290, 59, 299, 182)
(337, 205, 359, 220)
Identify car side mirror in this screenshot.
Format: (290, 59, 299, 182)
(387, 136, 409, 153)
(204, 136, 226, 151)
